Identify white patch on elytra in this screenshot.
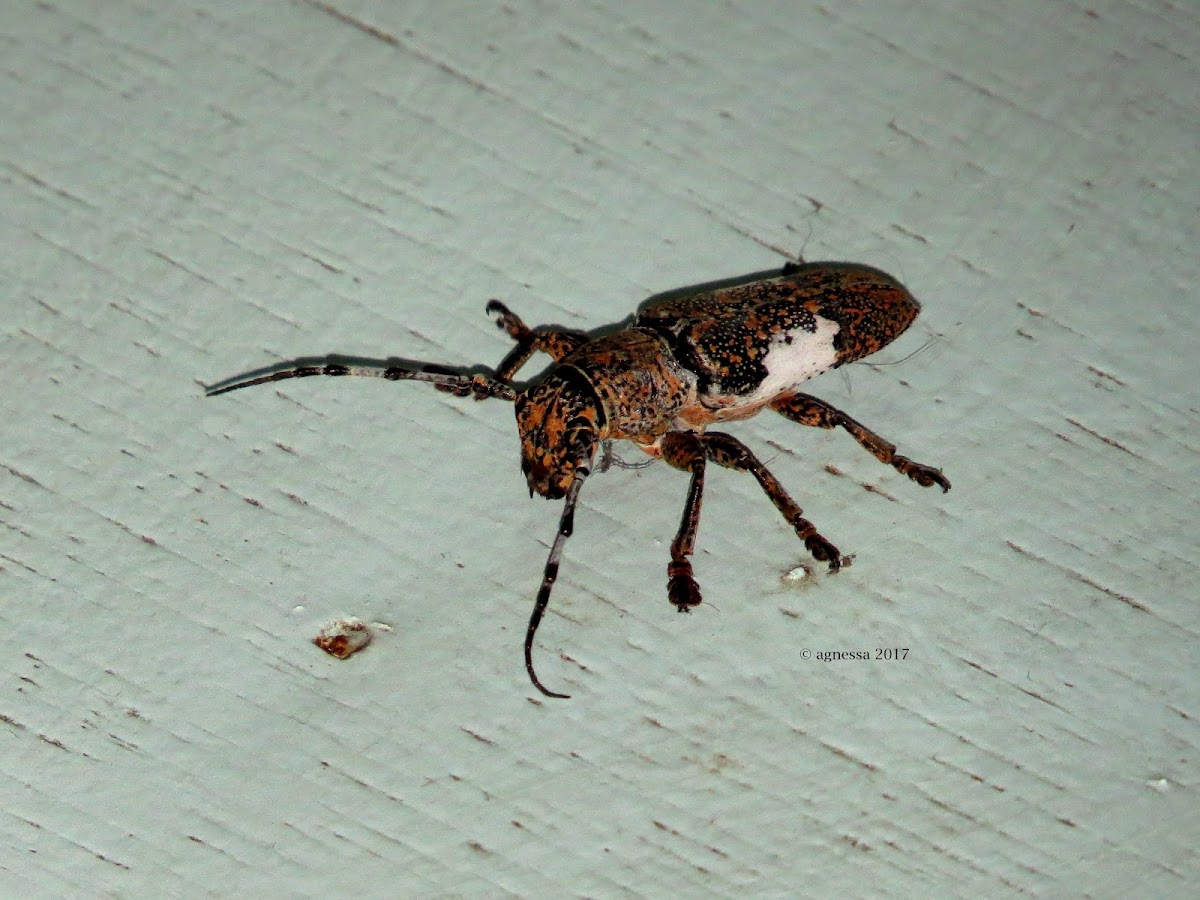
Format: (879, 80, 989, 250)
(744, 315, 840, 402)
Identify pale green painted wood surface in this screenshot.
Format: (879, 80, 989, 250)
(2, 1, 1197, 895)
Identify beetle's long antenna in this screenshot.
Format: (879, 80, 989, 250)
(205, 361, 518, 402)
(525, 458, 592, 699)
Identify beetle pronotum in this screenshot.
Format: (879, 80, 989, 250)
(207, 261, 950, 697)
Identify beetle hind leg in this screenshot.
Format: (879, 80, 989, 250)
(701, 431, 845, 572)
(770, 393, 950, 492)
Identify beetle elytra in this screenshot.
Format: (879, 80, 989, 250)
(207, 260, 950, 698)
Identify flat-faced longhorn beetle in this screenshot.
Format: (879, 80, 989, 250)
(206, 261, 950, 698)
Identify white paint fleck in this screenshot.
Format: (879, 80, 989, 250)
(783, 564, 809, 583)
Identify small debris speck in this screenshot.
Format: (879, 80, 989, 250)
(313, 617, 372, 659)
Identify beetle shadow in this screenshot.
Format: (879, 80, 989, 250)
(634, 259, 889, 315)
(635, 265, 786, 313)
(493, 267, 800, 367)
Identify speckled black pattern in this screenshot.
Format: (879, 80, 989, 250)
(637, 262, 919, 397)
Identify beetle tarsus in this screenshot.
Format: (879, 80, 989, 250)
(893, 457, 952, 492)
(668, 560, 702, 611)
(809, 538, 842, 573)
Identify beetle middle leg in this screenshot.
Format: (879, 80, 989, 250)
(701, 431, 845, 573)
(661, 431, 844, 607)
(485, 300, 588, 383)
(770, 393, 951, 491)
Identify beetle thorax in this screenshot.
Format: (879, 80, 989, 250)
(558, 328, 695, 443)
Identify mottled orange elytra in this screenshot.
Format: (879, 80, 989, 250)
(207, 261, 950, 698)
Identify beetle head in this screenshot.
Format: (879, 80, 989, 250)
(514, 375, 603, 499)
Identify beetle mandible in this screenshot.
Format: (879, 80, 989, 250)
(207, 260, 950, 698)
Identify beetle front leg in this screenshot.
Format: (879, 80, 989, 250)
(660, 432, 707, 611)
(701, 431, 845, 572)
(770, 393, 950, 491)
(485, 300, 588, 384)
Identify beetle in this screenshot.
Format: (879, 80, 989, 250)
(207, 260, 950, 698)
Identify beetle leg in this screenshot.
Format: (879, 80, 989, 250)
(770, 393, 951, 492)
(205, 360, 518, 402)
(700, 431, 845, 572)
(486, 300, 588, 384)
(660, 432, 707, 611)
(524, 455, 594, 699)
